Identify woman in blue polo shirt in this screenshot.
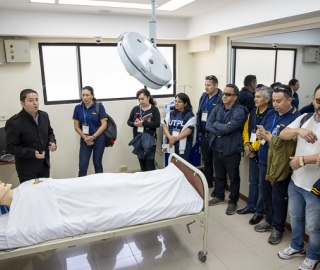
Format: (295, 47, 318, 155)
(73, 86, 108, 177)
(163, 93, 196, 162)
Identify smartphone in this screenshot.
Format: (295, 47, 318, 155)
(135, 113, 141, 120)
(256, 125, 266, 133)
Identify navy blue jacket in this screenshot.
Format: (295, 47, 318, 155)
(206, 102, 248, 155)
(196, 90, 222, 133)
(239, 87, 255, 112)
(128, 132, 155, 159)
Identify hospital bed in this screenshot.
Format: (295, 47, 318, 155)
(0, 153, 209, 262)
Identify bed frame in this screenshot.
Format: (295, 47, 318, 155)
(0, 153, 209, 262)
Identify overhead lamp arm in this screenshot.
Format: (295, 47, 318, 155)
(149, 0, 157, 46)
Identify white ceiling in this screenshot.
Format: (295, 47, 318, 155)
(0, 0, 236, 18)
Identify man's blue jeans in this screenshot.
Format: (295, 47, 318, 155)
(79, 134, 105, 177)
(212, 150, 241, 204)
(247, 158, 264, 215)
(288, 180, 320, 260)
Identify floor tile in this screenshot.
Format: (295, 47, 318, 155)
(55, 243, 97, 270)
(249, 234, 300, 269)
(183, 258, 228, 270)
(207, 230, 246, 258)
(91, 237, 133, 265)
(212, 210, 250, 229)
(96, 256, 140, 270)
(229, 223, 269, 247)
(192, 215, 226, 238)
(220, 249, 273, 270)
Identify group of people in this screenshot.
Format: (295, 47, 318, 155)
(197, 75, 319, 270)
(3, 76, 320, 270)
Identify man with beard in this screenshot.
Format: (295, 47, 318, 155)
(277, 84, 320, 270)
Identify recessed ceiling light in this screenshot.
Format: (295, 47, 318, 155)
(59, 0, 152, 10)
(30, 0, 55, 3)
(157, 0, 196, 11)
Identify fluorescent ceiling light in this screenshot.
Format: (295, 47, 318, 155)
(157, 0, 195, 11)
(59, 0, 152, 9)
(30, 0, 55, 3)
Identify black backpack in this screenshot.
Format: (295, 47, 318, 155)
(95, 103, 117, 147)
(299, 112, 313, 127)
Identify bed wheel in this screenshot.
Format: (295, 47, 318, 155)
(198, 251, 207, 262)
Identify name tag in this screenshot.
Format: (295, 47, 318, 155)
(172, 128, 180, 137)
(82, 124, 89, 135)
(201, 111, 208, 122)
(250, 132, 256, 143)
(137, 126, 144, 133)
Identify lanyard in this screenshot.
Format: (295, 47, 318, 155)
(175, 113, 181, 128)
(205, 95, 217, 110)
(140, 105, 150, 118)
(82, 104, 88, 124)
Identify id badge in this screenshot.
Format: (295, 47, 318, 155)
(82, 124, 89, 135)
(137, 126, 144, 133)
(250, 132, 257, 142)
(201, 111, 208, 122)
(172, 128, 180, 137)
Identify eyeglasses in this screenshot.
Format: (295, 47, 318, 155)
(315, 98, 320, 104)
(205, 75, 218, 82)
(222, 92, 236, 97)
(273, 86, 292, 97)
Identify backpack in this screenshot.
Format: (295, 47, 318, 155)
(299, 112, 313, 127)
(95, 103, 117, 147)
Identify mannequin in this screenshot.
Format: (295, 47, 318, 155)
(0, 182, 13, 207)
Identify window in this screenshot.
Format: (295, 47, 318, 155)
(39, 43, 176, 104)
(232, 46, 296, 88)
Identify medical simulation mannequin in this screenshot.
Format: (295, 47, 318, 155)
(0, 182, 12, 207)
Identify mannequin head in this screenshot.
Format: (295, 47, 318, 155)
(0, 182, 13, 207)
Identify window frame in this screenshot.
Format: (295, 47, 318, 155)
(38, 42, 176, 105)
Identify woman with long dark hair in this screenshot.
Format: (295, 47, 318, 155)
(163, 93, 196, 162)
(127, 88, 161, 171)
(72, 86, 107, 177)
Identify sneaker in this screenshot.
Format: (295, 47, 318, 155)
(254, 221, 273, 232)
(299, 258, 319, 270)
(209, 197, 225, 206)
(268, 228, 283, 245)
(226, 203, 237, 215)
(278, 245, 306, 260)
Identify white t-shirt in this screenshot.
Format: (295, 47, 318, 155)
(289, 113, 320, 191)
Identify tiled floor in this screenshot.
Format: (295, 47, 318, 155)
(0, 190, 310, 270)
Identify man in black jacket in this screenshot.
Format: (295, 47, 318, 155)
(5, 89, 57, 183)
(239, 75, 257, 112)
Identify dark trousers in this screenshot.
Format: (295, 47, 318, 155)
(79, 134, 105, 177)
(139, 149, 156, 172)
(18, 160, 50, 183)
(212, 150, 241, 204)
(174, 140, 192, 162)
(200, 134, 214, 185)
(259, 163, 290, 232)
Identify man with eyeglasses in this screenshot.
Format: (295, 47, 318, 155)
(255, 84, 300, 245)
(277, 84, 320, 270)
(206, 84, 248, 215)
(196, 75, 222, 189)
(239, 75, 257, 112)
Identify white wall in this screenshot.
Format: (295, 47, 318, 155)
(0, 37, 194, 188)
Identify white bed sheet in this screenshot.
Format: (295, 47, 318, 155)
(0, 163, 203, 250)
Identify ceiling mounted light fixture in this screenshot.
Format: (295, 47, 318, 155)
(117, 0, 172, 89)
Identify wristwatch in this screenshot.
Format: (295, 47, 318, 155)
(299, 156, 305, 167)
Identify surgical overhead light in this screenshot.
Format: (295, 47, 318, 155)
(117, 0, 172, 89)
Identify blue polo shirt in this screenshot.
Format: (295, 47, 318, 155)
(199, 90, 222, 133)
(258, 107, 300, 165)
(72, 102, 108, 135)
(164, 110, 195, 143)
